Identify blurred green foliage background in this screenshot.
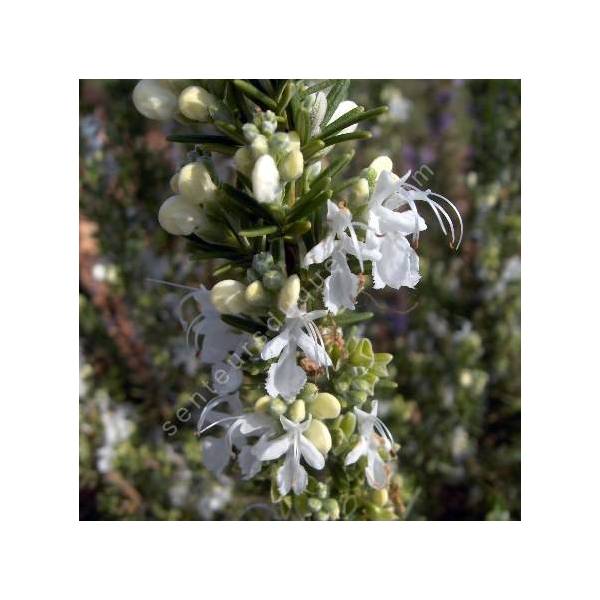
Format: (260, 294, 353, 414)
(79, 79, 520, 520)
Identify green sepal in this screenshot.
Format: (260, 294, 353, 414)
(323, 79, 350, 124)
(221, 184, 279, 224)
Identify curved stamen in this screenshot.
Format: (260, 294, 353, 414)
(197, 415, 240, 436)
(429, 191, 464, 248)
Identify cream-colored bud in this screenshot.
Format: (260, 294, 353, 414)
(169, 172, 179, 193)
(279, 149, 304, 181)
(305, 419, 332, 455)
(210, 280, 250, 315)
(252, 155, 281, 204)
(371, 488, 389, 507)
(309, 393, 341, 420)
(233, 147, 254, 177)
(178, 162, 217, 205)
(369, 155, 393, 178)
(178, 86, 217, 122)
(353, 177, 370, 201)
(288, 400, 306, 423)
(157, 195, 205, 236)
(254, 395, 272, 413)
(305, 161, 322, 182)
(244, 280, 270, 307)
(251, 135, 269, 159)
(277, 275, 300, 313)
(132, 80, 178, 121)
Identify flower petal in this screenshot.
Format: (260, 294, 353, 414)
(202, 436, 231, 475)
(304, 235, 336, 266)
(254, 433, 290, 461)
(344, 437, 368, 466)
(261, 327, 290, 361)
(366, 448, 388, 489)
(300, 435, 326, 469)
(265, 345, 307, 401)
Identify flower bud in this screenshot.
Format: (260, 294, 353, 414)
(158, 195, 205, 236)
(260, 110, 278, 135)
(178, 162, 217, 205)
(244, 280, 270, 307)
(369, 156, 393, 178)
(252, 155, 281, 204)
(371, 488, 389, 507)
(305, 419, 332, 455)
(254, 395, 272, 412)
(252, 252, 275, 275)
(322, 498, 340, 520)
(169, 172, 179, 193)
(328, 100, 359, 133)
(178, 86, 217, 122)
(307, 498, 323, 513)
(339, 414, 355, 441)
(262, 270, 285, 291)
(316, 482, 329, 499)
(210, 280, 250, 315)
(132, 79, 178, 121)
(279, 149, 304, 181)
(251, 135, 269, 159)
(233, 147, 254, 177)
(299, 382, 318, 402)
(242, 123, 260, 143)
(352, 177, 370, 202)
(277, 274, 300, 313)
(309, 393, 341, 420)
(288, 399, 306, 423)
(349, 338, 375, 368)
(288, 131, 301, 152)
(269, 397, 287, 416)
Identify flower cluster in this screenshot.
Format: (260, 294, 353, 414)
(133, 79, 462, 519)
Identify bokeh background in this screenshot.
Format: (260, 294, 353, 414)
(79, 79, 520, 520)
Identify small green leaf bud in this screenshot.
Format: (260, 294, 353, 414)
(299, 383, 319, 402)
(349, 338, 375, 368)
(340, 412, 357, 438)
(262, 270, 285, 291)
(251, 252, 275, 275)
(322, 498, 340, 520)
(307, 498, 322, 513)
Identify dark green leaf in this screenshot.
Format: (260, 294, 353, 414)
(323, 79, 350, 124)
(221, 315, 267, 335)
(166, 133, 237, 146)
(233, 79, 277, 111)
(239, 225, 280, 237)
(286, 189, 332, 222)
(221, 184, 279, 224)
(322, 131, 372, 148)
(320, 106, 389, 140)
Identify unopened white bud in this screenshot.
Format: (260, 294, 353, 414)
(233, 147, 255, 177)
(369, 156, 393, 179)
(244, 280, 269, 307)
(328, 100, 359, 133)
(211, 280, 250, 315)
(132, 80, 178, 121)
(178, 162, 217, 204)
(278, 149, 304, 182)
(178, 86, 218, 122)
(353, 177, 370, 201)
(305, 419, 332, 455)
(252, 155, 281, 204)
(242, 123, 260, 143)
(309, 393, 341, 420)
(277, 275, 300, 313)
(288, 131, 301, 152)
(158, 195, 205, 236)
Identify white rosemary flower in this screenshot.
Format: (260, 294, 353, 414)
(344, 400, 394, 489)
(132, 79, 178, 121)
(261, 303, 331, 401)
(255, 415, 325, 495)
